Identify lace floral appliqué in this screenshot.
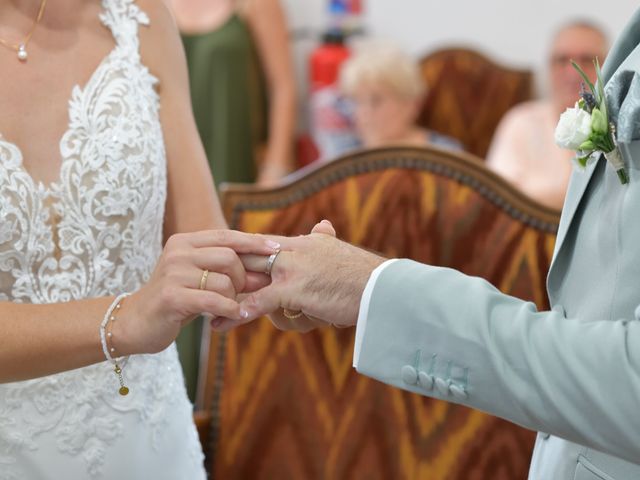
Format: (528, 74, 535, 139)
(0, 1, 203, 478)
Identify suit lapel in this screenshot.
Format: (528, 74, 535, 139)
(547, 149, 604, 287)
(601, 7, 640, 83)
(547, 7, 640, 288)
(547, 158, 599, 279)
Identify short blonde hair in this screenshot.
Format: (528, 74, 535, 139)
(340, 42, 426, 100)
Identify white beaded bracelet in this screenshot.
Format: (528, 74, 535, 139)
(100, 293, 131, 396)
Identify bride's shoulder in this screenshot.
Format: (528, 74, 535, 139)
(135, 0, 185, 89)
(135, 0, 178, 36)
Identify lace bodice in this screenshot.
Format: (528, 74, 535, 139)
(0, 1, 204, 478)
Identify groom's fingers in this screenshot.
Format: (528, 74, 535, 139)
(239, 254, 269, 274)
(240, 252, 292, 279)
(311, 219, 336, 237)
(268, 312, 326, 332)
(243, 271, 271, 293)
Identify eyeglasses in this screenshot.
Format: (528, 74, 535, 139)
(550, 54, 602, 69)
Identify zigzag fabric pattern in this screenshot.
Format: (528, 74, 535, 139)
(418, 49, 533, 158)
(210, 150, 558, 479)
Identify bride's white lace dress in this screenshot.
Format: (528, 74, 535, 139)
(0, 1, 206, 478)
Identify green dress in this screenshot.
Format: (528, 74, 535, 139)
(182, 13, 268, 185)
(177, 14, 268, 403)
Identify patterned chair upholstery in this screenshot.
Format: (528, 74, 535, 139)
(417, 48, 534, 158)
(196, 145, 560, 479)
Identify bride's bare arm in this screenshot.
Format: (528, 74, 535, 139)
(0, 229, 278, 384)
(0, 3, 276, 385)
(139, 0, 228, 239)
(0, 297, 120, 383)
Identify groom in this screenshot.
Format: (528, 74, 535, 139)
(220, 8, 640, 479)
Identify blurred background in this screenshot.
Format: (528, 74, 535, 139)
(286, 0, 632, 83)
(171, 1, 638, 478)
(285, 0, 634, 125)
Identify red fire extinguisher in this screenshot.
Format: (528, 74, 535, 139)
(308, 29, 358, 163)
(310, 31, 350, 92)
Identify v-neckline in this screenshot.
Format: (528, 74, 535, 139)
(0, 4, 119, 193)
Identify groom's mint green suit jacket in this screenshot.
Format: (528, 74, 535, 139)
(355, 10, 640, 480)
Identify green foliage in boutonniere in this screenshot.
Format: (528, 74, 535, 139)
(555, 59, 628, 185)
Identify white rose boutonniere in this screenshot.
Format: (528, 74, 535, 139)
(555, 106, 593, 151)
(554, 59, 628, 185)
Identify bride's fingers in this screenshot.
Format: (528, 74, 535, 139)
(210, 293, 257, 331)
(214, 295, 328, 333)
(194, 270, 236, 298)
(178, 229, 281, 254)
(180, 288, 245, 320)
(259, 234, 307, 251)
(191, 247, 246, 292)
(209, 316, 249, 332)
(212, 310, 326, 333)
(236, 283, 284, 322)
(165, 265, 237, 297)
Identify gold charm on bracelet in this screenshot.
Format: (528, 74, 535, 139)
(114, 363, 129, 396)
(101, 293, 132, 396)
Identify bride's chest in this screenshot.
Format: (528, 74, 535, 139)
(0, 17, 117, 186)
(0, 55, 167, 277)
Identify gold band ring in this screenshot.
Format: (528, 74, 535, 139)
(283, 308, 304, 319)
(199, 269, 209, 290)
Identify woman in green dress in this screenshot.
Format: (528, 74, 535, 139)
(169, 0, 297, 400)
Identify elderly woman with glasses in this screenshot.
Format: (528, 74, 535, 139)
(337, 42, 462, 154)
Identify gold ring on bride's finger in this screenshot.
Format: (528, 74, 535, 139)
(283, 308, 304, 319)
(265, 250, 281, 276)
(199, 269, 209, 290)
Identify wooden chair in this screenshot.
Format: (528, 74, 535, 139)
(417, 48, 534, 158)
(196, 145, 560, 479)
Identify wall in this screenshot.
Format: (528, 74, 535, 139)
(281, 0, 637, 130)
(363, 0, 636, 67)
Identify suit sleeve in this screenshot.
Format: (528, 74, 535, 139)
(354, 259, 640, 464)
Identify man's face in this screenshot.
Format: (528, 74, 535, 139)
(549, 26, 608, 110)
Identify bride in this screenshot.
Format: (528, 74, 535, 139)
(0, 0, 276, 478)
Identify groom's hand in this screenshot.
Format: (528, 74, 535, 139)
(258, 220, 338, 332)
(211, 220, 385, 332)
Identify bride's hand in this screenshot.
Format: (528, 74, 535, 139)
(213, 221, 385, 332)
(115, 230, 279, 354)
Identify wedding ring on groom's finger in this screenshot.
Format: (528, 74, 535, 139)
(265, 249, 281, 276)
(199, 269, 209, 290)
(283, 308, 304, 319)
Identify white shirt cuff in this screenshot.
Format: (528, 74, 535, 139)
(353, 259, 398, 368)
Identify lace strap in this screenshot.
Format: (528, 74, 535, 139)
(99, 0, 150, 51)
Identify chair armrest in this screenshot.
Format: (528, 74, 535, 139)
(194, 409, 212, 449)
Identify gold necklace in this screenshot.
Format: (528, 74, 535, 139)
(0, 0, 48, 62)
